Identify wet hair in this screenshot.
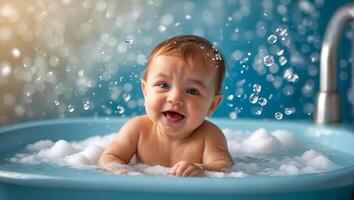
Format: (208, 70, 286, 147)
(144, 35, 226, 94)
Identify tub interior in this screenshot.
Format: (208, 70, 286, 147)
(0, 118, 353, 195)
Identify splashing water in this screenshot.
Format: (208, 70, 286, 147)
(249, 93, 259, 104)
(275, 112, 283, 120)
(264, 55, 275, 66)
(253, 84, 262, 94)
(267, 34, 277, 44)
(285, 107, 296, 115)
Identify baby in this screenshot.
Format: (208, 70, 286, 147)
(99, 35, 234, 177)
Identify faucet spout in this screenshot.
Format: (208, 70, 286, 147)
(315, 3, 354, 124)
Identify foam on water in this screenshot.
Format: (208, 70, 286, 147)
(9, 129, 338, 177)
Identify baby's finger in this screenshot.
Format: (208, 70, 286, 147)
(189, 169, 204, 177)
(182, 165, 195, 177)
(175, 162, 189, 176)
(169, 162, 181, 176)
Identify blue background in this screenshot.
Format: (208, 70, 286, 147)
(0, 0, 352, 125)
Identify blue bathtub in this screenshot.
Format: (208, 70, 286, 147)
(0, 118, 353, 200)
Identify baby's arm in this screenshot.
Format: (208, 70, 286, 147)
(199, 122, 234, 172)
(98, 117, 140, 173)
(168, 122, 233, 177)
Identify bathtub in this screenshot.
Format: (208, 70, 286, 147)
(0, 118, 353, 200)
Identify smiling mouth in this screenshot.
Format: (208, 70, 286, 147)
(162, 111, 185, 123)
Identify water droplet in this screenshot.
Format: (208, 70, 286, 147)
(258, 97, 268, 106)
(49, 56, 59, 67)
(253, 84, 262, 93)
(12, 48, 21, 58)
(283, 68, 299, 83)
(255, 107, 263, 115)
(229, 111, 237, 120)
(275, 112, 283, 120)
(279, 56, 288, 66)
(0, 62, 11, 76)
(267, 34, 277, 44)
(83, 101, 90, 110)
(285, 107, 295, 115)
(263, 55, 274, 66)
(215, 53, 222, 60)
(125, 36, 134, 44)
(158, 25, 167, 32)
(227, 94, 234, 101)
(276, 28, 288, 37)
(277, 49, 284, 56)
(249, 93, 259, 104)
(117, 105, 125, 114)
(54, 100, 60, 106)
(185, 15, 192, 20)
(68, 105, 75, 112)
(122, 93, 131, 102)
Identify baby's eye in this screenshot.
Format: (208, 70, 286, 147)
(158, 82, 169, 89)
(186, 88, 200, 96)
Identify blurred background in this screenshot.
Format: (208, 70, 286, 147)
(0, 0, 352, 125)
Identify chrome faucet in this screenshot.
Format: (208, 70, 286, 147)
(315, 3, 354, 124)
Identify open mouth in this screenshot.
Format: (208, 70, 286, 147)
(162, 111, 185, 123)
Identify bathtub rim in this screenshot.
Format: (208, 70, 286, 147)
(0, 117, 353, 195)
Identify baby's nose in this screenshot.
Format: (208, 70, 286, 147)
(167, 90, 184, 106)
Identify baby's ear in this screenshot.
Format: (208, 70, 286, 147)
(141, 79, 147, 97)
(207, 94, 223, 117)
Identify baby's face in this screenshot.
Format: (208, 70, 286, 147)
(142, 55, 222, 139)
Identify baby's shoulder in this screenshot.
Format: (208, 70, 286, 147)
(197, 120, 224, 137)
(124, 115, 152, 130)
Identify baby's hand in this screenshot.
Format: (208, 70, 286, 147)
(101, 162, 133, 175)
(168, 161, 204, 177)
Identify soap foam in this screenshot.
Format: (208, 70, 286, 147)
(10, 128, 337, 177)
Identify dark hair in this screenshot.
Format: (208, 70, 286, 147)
(144, 35, 226, 94)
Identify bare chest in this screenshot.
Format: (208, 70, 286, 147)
(136, 136, 204, 167)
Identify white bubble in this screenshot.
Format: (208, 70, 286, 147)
(267, 34, 277, 44)
(125, 36, 134, 44)
(279, 56, 288, 66)
(263, 55, 274, 66)
(285, 107, 296, 115)
(283, 68, 299, 83)
(258, 97, 268, 106)
(83, 101, 90, 110)
(14, 105, 25, 117)
(249, 93, 259, 104)
(49, 56, 60, 67)
(117, 42, 128, 53)
(227, 94, 234, 101)
(68, 105, 75, 112)
(229, 111, 237, 120)
(277, 49, 284, 56)
(0, 62, 11, 76)
(185, 14, 192, 20)
(275, 112, 283, 120)
(12, 48, 21, 58)
(122, 93, 131, 102)
(158, 25, 167, 33)
(117, 105, 125, 114)
(276, 28, 288, 37)
(123, 83, 133, 92)
(54, 100, 60, 106)
(253, 84, 262, 93)
(253, 107, 263, 115)
(231, 50, 243, 61)
(160, 14, 174, 26)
